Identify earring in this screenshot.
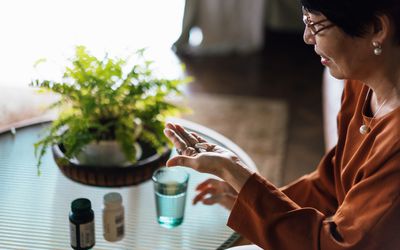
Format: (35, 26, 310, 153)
(372, 41, 382, 55)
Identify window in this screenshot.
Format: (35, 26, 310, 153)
(0, 0, 184, 86)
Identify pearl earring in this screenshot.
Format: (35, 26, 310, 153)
(372, 41, 382, 55)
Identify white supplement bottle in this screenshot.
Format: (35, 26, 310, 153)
(103, 192, 125, 242)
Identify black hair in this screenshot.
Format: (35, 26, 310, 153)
(301, 0, 400, 44)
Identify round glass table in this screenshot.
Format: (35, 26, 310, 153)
(0, 118, 256, 249)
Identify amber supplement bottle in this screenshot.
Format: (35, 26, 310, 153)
(69, 198, 95, 250)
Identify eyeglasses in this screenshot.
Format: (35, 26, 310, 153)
(302, 14, 335, 36)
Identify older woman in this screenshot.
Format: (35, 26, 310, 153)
(163, 0, 400, 249)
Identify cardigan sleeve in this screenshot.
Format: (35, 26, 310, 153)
(227, 154, 400, 250)
(280, 146, 338, 216)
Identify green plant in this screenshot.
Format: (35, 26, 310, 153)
(31, 46, 189, 174)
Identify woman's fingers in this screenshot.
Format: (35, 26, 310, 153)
(182, 147, 197, 156)
(164, 128, 188, 151)
(165, 123, 217, 156)
(165, 123, 204, 154)
(201, 195, 223, 205)
(196, 178, 222, 191)
(165, 122, 178, 133)
(175, 124, 199, 146)
(193, 178, 238, 209)
(165, 123, 188, 146)
(166, 155, 199, 169)
(193, 188, 237, 210)
(191, 132, 207, 143)
(193, 186, 217, 205)
(166, 123, 197, 147)
(195, 143, 216, 152)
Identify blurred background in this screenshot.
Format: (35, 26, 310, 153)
(0, 0, 326, 185)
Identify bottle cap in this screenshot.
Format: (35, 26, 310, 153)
(71, 198, 92, 213)
(104, 192, 122, 207)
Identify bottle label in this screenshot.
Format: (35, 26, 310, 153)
(80, 221, 95, 247)
(70, 222, 77, 247)
(116, 213, 125, 238)
(103, 209, 124, 241)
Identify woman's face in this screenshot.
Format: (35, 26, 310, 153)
(303, 11, 375, 80)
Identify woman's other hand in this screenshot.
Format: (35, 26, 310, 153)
(163, 122, 254, 192)
(193, 178, 238, 210)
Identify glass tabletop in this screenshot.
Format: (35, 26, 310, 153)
(0, 118, 256, 249)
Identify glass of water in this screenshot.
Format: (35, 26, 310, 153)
(152, 167, 189, 229)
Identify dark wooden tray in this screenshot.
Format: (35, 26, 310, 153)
(52, 141, 172, 187)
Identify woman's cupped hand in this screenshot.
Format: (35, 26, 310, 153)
(163, 122, 254, 195)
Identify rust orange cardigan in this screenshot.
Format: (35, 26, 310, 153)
(227, 80, 400, 249)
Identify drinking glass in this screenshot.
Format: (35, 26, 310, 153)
(152, 167, 189, 228)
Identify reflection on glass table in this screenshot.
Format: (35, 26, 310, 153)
(0, 118, 256, 249)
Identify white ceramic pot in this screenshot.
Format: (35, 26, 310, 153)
(76, 140, 142, 167)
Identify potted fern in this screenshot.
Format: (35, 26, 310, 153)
(31, 46, 189, 186)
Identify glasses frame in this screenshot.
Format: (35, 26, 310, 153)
(303, 14, 335, 36)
